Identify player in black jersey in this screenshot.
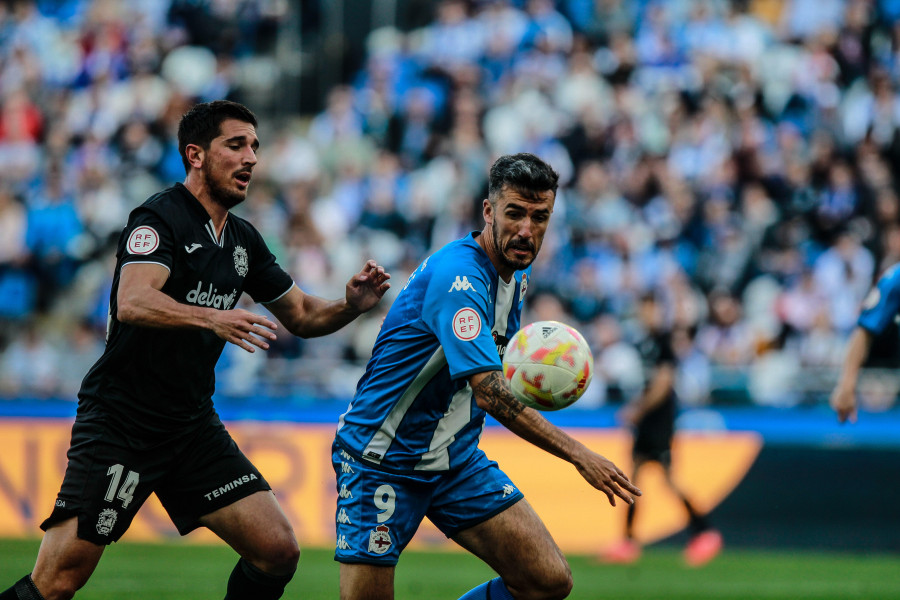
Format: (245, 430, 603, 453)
(0, 100, 391, 600)
(600, 292, 722, 567)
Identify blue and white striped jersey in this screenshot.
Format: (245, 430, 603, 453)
(335, 233, 530, 473)
(859, 263, 900, 334)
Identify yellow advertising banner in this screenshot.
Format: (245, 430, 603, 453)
(0, 419, 761, 554)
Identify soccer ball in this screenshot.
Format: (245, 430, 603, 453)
(502, 320, 594, 411)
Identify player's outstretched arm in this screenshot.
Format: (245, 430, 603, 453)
(470, 370, 641, 507)
(830, 327, 873, 424)
(117, 263, 278, 353)
(266, 259, 391, 338)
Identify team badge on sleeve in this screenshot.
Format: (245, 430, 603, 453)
(127, 226, 159, 255)
(453, 308, 482, 341)
(368, 524, 393, 554)
(862, 287, 881, 311)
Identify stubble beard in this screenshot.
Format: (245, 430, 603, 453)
(204, 164, 246, 209)
(492, 219, 536, 272)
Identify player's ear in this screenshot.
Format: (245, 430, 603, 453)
(483, 198, 493, 225)
(185, 144, 204, 169)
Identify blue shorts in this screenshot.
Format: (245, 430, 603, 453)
(332, 442, 524, 565)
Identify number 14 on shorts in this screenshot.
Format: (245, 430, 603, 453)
(105, 464, 140, 509)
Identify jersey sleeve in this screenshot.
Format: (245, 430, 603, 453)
(422, 262, 501, 380)
(119, 209, 175, 271)
(858, 266, 900, 334)
(243, 228, 294, 303)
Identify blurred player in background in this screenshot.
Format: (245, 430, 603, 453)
(601, 293, 722, 567)
(830, 263, 900, 423)
(0, 100, 391, 600)
(332, 153, 640, 600)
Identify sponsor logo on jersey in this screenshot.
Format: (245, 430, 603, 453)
(368, 525, 392, 554)
(453, 308, 481, 341)
(185, 243, 202, 254)
(203, 473, 258, 501)
(449, 275, 476, 292)
(492, 331, 509, 359)
(234, 245, 249, 276)
(186, 281, 238, 310)
(96, 508, 118, 536)
(127, 226, 159, 255)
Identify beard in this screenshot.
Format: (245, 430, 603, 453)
(204, 163, 246, 209)
(493, 220, 537, 271)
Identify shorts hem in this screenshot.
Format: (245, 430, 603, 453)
(442, 492, 524, 537)
(334, 555, 399, 566)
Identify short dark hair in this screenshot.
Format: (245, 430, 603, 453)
(488, 153, 559, 203)
(177, 100, 258, 173)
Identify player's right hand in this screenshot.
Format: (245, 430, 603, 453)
(209, 309, 278, 353)
(829, 384, 858, 424)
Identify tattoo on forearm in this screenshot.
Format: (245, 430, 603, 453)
(474, 371, 525, 425)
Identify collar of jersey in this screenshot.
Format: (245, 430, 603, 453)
(174, 182, 229, 247)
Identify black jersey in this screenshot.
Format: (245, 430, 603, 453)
(78, 183, 293, 440)
(634, 331, 677, 434)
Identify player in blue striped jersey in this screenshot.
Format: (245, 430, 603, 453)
(831, 263, 900, 423)
(333, 153, 640, 600)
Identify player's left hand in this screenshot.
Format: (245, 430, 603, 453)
(346, 259, 391, 313)
(575, 450, 642, 508)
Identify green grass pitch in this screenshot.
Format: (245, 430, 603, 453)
(0, 538, 898, 599)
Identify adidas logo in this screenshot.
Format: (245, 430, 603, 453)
(541, 326, 556, 339)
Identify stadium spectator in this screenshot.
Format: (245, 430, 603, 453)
(0, 100, 392, 600)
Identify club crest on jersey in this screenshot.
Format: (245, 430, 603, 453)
(233, 245, 249, 277)
(520, 273, 528, 299)
(127, 226, 159, 255)
(368, 525, 392, 554)
(453, 307, 481, 341)
(96, 508, 118, 536)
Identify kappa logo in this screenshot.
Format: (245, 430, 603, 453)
(337, 508, 352, 524)
(368, 525, 393, 555)
(185, 243, 202, 254)
(449, 276, 476, 292)
(96, 508, 118, 536)
(339, 484, 354, 499)
(337, 535, 352, 550)
(341, 461, 354, 474)
(502, 484, 516, 497)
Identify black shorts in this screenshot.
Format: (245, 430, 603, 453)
(41, 414, 270, 545)
(632, 423, 674, 467)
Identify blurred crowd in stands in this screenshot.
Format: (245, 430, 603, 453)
(2, 0, 900, 413)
